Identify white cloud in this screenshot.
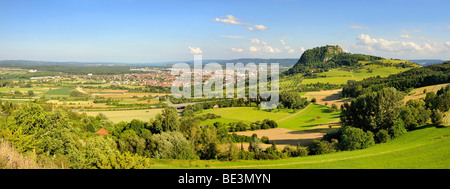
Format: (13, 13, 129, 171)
(300, 47, 306, 52)
(283, 46, 295, 54)
(422, 43, 433, 51)
(400, 34, 412, 39)
(220, 35, 244, 39)
(279, 40, 286, 45)
(357, 34, 442, 53)
(250, 38, 260, 44)
(214, 15, 268, 32)
(445, 42, 450, 48)
(188, 46, 202, 54)
(214, 15, 247, 25)
(253, 24, 268, 31)
(249, 46, 261, 52)
(349, 25, 364, 29)
(401, 29, 421, 33)
(231, 48, 244, 52)
(262, 45, 281, 53)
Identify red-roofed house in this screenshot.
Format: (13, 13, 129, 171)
(95, 128, 110, 136)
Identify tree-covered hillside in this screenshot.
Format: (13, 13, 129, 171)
(284, 45, 418, 76)
(342, 61, 450, 98)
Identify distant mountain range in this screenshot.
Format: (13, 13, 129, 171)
(0, 58, 299, 68)
(0, 58, 446, 69)
(407, 59, 448, 66)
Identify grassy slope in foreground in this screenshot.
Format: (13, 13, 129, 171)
(151, 126, 450, 169)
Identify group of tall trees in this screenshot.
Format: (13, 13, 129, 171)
(0, 103, 151, 169)
(324, 85, 448, 154)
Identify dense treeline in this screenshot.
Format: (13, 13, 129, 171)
(173, 91, 310, 112)
(342, 61, 450, 98)
(84, 84, 171, 94)
(0, 103, 151, 168)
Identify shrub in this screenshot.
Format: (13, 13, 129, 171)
(148, 131, 198, 160)
(431, 109, 444, 127)
(340, 126, 375, 151)
(375, 129, 391, 143)
(389, 118, 407, 139)
(307, 140, 337, 155)
(282, 146, 308, 157)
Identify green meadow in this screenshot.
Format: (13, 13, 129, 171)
(151, 126, 450, 169)
(277, 104, 340, 130)
(198, 104, 340, 131)
(302, 66, 412, 85)
(0, 87, 52, 95)
(45, 87, 75, 96)
(199, 107, 293, 125)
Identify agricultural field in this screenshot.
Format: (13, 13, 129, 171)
(45, 87, 75, 96)
(0, 87, 52, 96)
(151, 126, 450, 169)
(280, 74, 302, 90)
(302, 89, 352, 107)
(83, 108, 163, 123)
(276, 104, 340, 131)
(199, 104, 340, 131)
(302, 65, 410, 85)
(302, 66, 412, 85)
(404, 83, 450, 102)
(235, 126, 332, 147)
(198, 107, 294, 125)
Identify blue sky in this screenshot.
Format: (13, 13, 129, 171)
(0, 0, 449, 63)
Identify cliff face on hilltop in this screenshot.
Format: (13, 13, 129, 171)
(284, 45, 383, 75)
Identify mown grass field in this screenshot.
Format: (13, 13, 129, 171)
(84, 108, 163, 123)
(199, 107, 294, 125)
(151, 126, 450, 169)
(277, 104, 340, 130)
(199, 104, 340, 131)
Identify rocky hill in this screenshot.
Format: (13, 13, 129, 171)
(284, 45, 418, 75)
